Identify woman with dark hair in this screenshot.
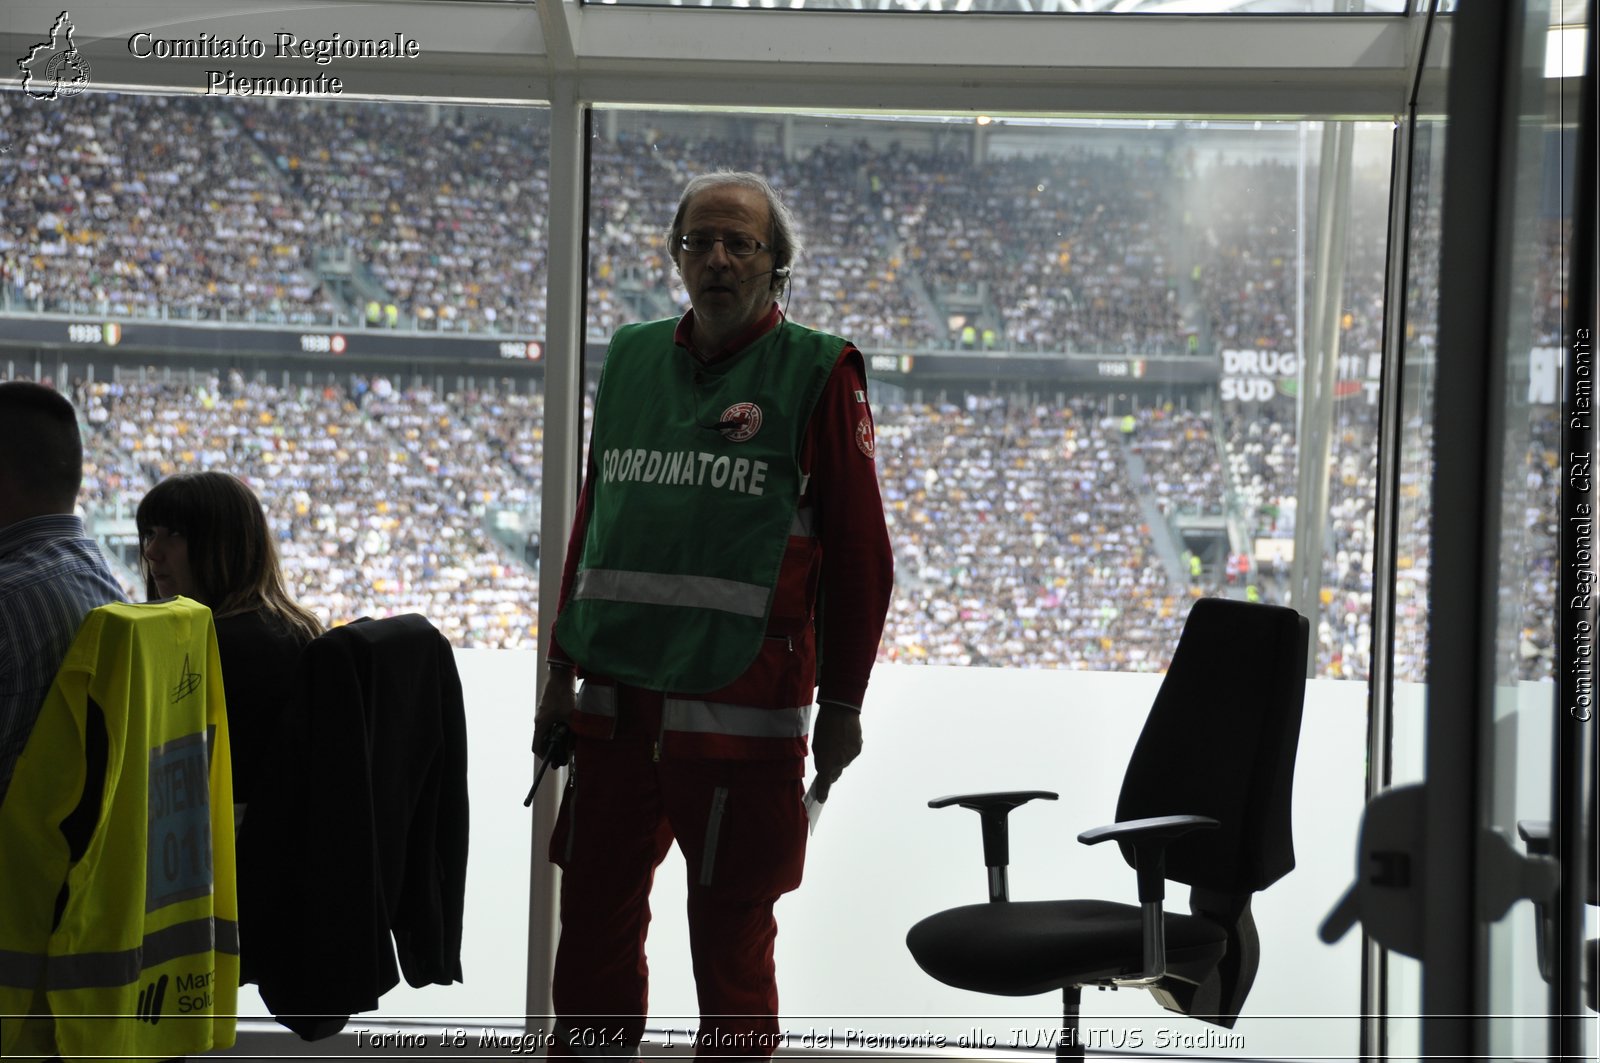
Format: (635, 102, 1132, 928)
(136, 471, 322, 809)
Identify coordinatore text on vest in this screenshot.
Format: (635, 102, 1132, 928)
(603, 448, 770, 497)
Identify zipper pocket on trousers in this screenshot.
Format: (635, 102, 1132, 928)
(699, 786, 729, 887)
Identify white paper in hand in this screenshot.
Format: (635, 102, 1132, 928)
(803, 780, 825, 835)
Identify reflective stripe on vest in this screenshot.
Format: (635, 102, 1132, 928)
(571, 569, 768, 619)
(0, 916, 240, 991)
(576, 682, 617, 719)
(575, 683, 811, 739)
(567, 501, 812, 620)
(664, 698, 812, 739)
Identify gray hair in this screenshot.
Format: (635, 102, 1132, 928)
(668, 171, 803, 290)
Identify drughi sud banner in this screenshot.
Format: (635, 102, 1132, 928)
(1218, 346, 1567, 406)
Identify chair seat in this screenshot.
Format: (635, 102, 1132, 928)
(907, 899, 1229, 997)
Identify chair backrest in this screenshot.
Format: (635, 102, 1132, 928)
(1114, 597, 1310, 897)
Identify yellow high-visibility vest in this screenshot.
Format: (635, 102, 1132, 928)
(0, 598, 237, 1062)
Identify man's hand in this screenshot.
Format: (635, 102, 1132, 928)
(811, 702, 863, 802)
(533, 666, 577, 766)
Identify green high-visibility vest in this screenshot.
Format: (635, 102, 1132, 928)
(0, 599, 237, 1062)
(559, 317, 843, 692)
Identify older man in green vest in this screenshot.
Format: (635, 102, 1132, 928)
(534, 172, 894, 1060)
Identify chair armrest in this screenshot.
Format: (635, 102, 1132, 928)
(929, 791, 1058, 902)
(1078, 814, 1219, 903)
(1517, 819, 1551, 855)
(1077, 814, 1219, 983)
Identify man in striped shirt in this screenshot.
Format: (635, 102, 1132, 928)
(0, 381, 126, 806)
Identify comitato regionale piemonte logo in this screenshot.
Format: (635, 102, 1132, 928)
(18, 11, 93, 100)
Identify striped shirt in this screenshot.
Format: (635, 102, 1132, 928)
(0, 514, 127, 804)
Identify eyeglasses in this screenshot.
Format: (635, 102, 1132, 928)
(678, 233, 771, 257)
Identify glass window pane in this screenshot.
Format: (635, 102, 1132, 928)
(2, 87, 550, 1035)
(589, 110, 1390, 678)
(1383, 110, 1445, 1063)
(582, 106, 1389, 1052)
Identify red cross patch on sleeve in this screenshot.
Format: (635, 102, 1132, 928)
(855, 418, 876, 458)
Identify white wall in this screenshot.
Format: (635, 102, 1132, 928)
(237, 655, 1373, 1060)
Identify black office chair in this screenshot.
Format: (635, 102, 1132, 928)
(906, 597, 1310, 1060)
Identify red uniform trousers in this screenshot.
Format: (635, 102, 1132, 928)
(548, 693, 807, 1061)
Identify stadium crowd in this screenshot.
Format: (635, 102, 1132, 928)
(74, 371, 540, 650)
(877, 392, 1185, 670)
(3, 92, 1566, 684)
(6, 92, 1402, 355)
(14, 364, 1553, 684)
(1130, 407, 1227, 519)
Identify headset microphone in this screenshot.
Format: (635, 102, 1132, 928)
(740, 267, 792, 285)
